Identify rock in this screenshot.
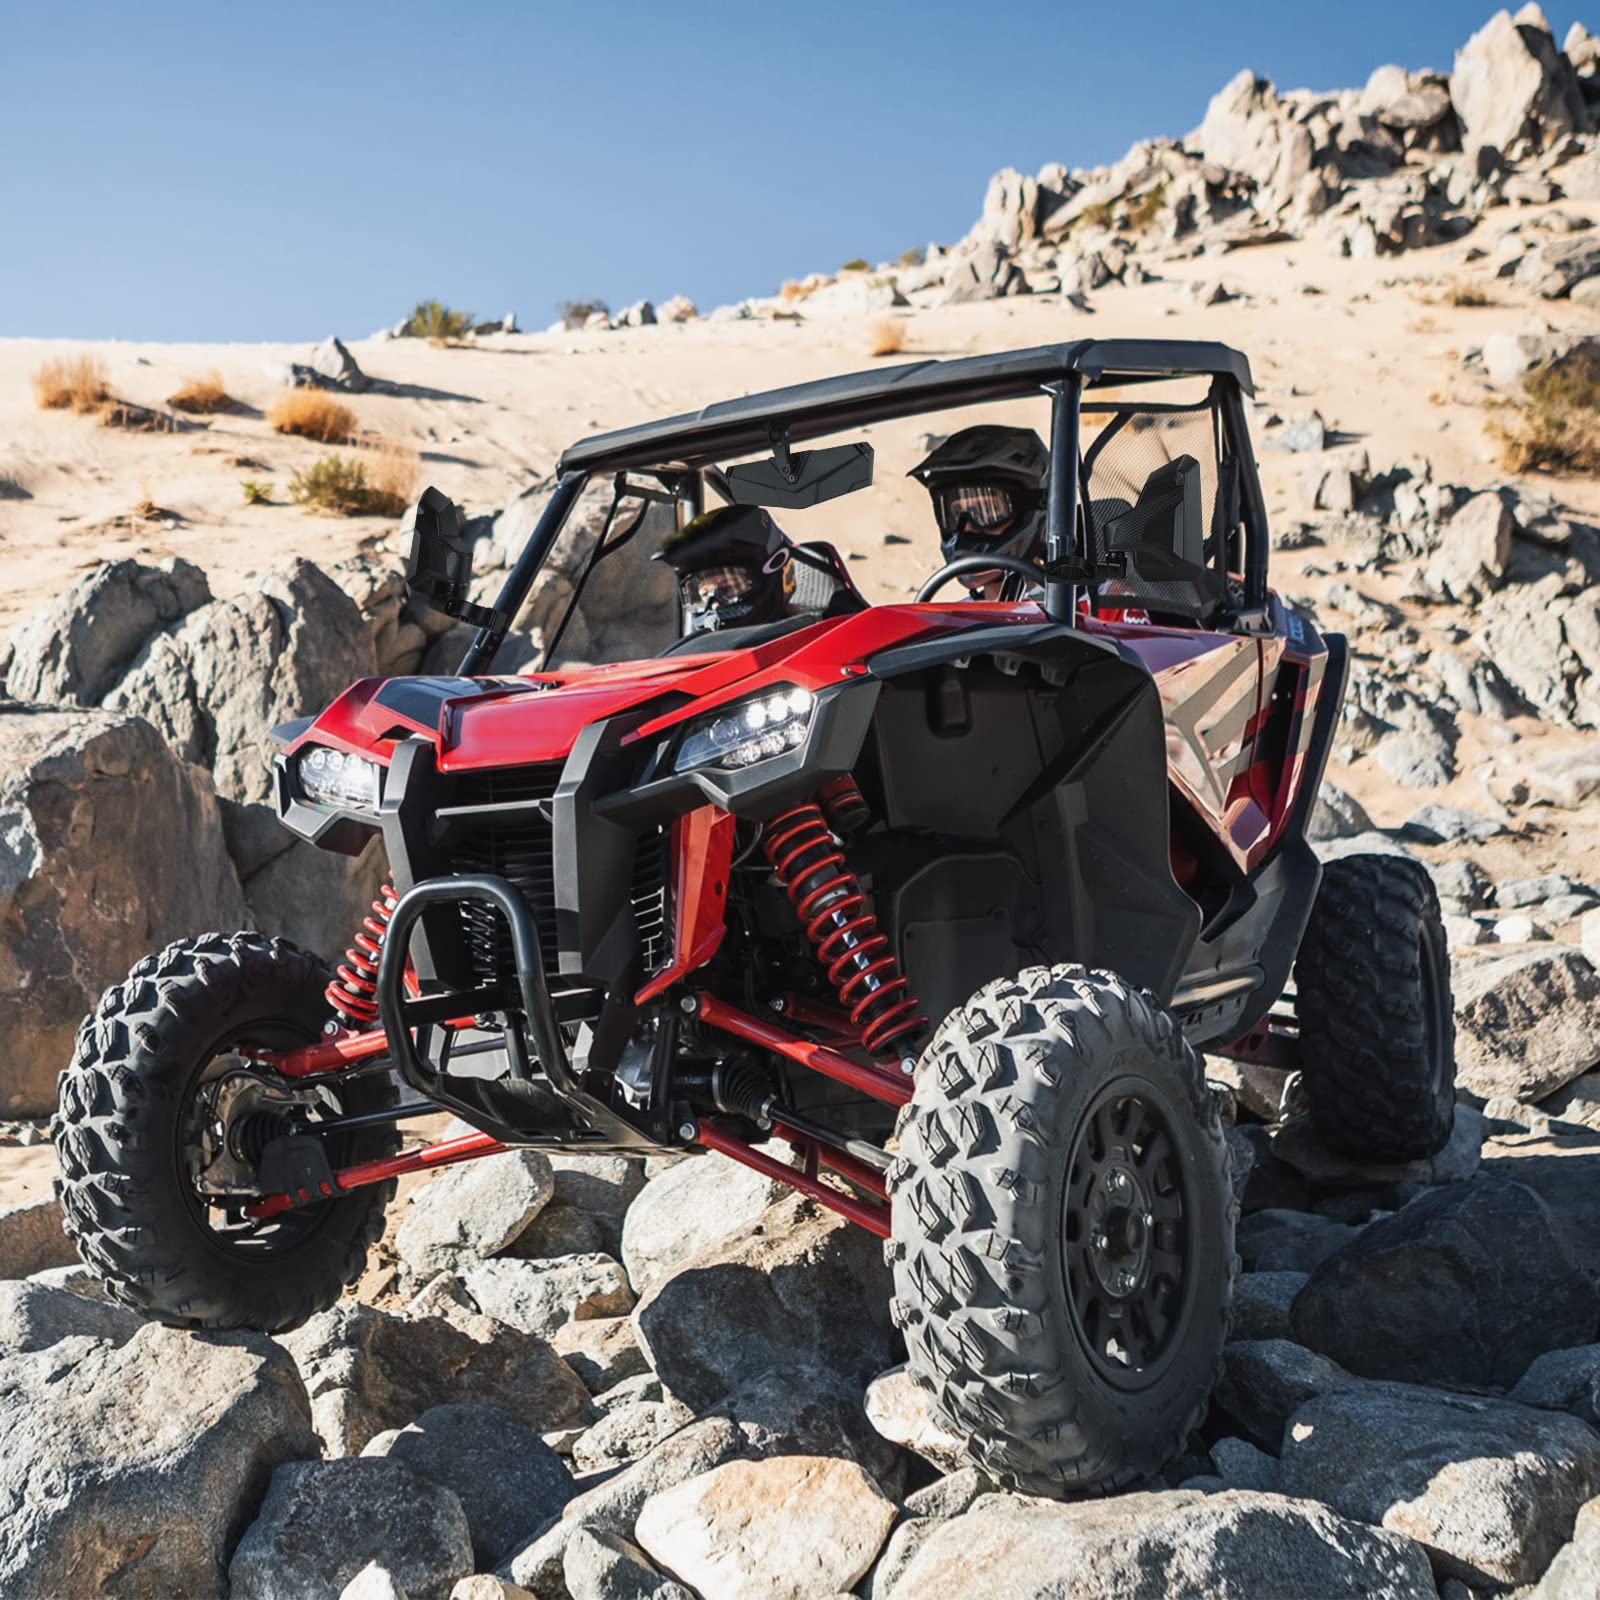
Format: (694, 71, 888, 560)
(458, 1254, 633, 1339)
(1526, 750, 1600, 808)
(549, 1315, 649, 1393)
(1452, 7, 1587, 159)
(905, 1465, 994, 1519)
(571, 1398, 694, 1475)
(365, 1403, 573, 1570)
(3, 557, 211, 705)
(1215, 1339, 1368, 1450)
(1454, 948, 1600, 1102)
(1425, 491, 1515, 599)
(305, 335, 371, 392)
(1212, 1436, 1280, 1492)
(1237, 1209, 1363, 1273)
(1232, 1272, 1309, 1340)
(620, 1153, 790, 1293)
(616, 301, 656, 328)
(635, 1454, 898, 1600)
(1269, 1105, 1484, 1191)
(1498, 872, 1593, 909)
(1196, 70, 1312, 212)
(452, 1580, 535, 1600)
(940, 241, 1027, 303)
(1532, 1494, 1600, 1599)
(632, 1193, 895, 1411)
(0, 1324, 319, 1598)
(0, 1198, 75, 1279)
(1308, 781, 1374, 842)
(563, 1525, 692, 1600)
(538, 1154, 645, 1254)
(339, 1563, 410, 1600)
(1290, 1179, 1600, 1388)
(395, 1151, 556, 1277)
(1269, 412, 1329, 453)
(971, 167, 1041, 249)
(230, 1458, 472, 1600)
(1525, 235, 1600, 298)
(1279, 1386, 1600, 1586)
(1510, 1345, 1600, 1424)
(279, 1302, 587, 1456)
(1400, 802, 1505, 843)
(588, 1371, 664, 1416)
(882, 1488, 1436, 1599)
(1496, 912, 1548, 942)
(508, 1203, 608, 1261)
(504, 1367, 901, 1596)
(864, 1364, 966, 1472)
(0, 707, 248, 1115)
(0, 1278, 142, 1353)
(656, 296, 697, 324)
(104, 558, 375, 804)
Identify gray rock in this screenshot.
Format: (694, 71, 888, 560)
(571, 1398, 694, 1475)
(279, 1302, 587, 1456)
(305, 335, 371, 392)
(229, 1458, 473, 1600)
(865, 1518, 937, 1600)
(563, 1525, 693, 1600)
(635, 1454, 898, 1600)
(0, 707, 248, 1115)
(1214, 1339, 1367, 1450)
(459, 1254, 633, 1339)
(1237, 1209, 1363, 1273)
(1425, 491, 1514, 599)
(1269, 1105, 1484, 1192)
(0, 1199, 76, 1278)
(882, 1488, 1436, 1599)
(1400, 803, 1505, 843)
(903, 1465, 995, 1520)
(365, 1403, 573, 1570)
(1269, 412, 1329, 453)
(1279, 1386, 1600, 1586)
(1526, 235, 1600, 299)
(3, 557, 211, 705)
(395, 1151, 556, 1277)
(1290, 1179, 1600, 1388)
(1509, 1345, 1600, 1425)
(587, 1371, 664, 1417)
(1454, 948, 1600, 1102)
(1232, 1272, 1308, 1340)
(1498, 872, 1594, 910)
(549, 1315, 649, 1393)
(1527, 749, 1600, 808)
(632, 1192, 896, 1411)
(1452, 7, 1586, 160)
(339, 1564, 410, 1600)
(620, 1152, 793, 1295)
(1308, 781, 1374, 842)
(1212, 1436, 1280, 1492)
(0, 1324, 319, 1598)
(546, 1154, 645, 1245)
(865, 1363, 966, 1473)
(1531, 1494, 1600, 1600)
(507, 1203, 608, 1261)
(0, 1278, 142, 1353)
(1433, 857, 1493, 910)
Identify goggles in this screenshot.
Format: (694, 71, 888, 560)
(934, 484, 1018, 539)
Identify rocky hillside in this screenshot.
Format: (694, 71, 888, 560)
(2, 6, 1600, 1598)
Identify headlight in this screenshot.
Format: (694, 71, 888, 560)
(673, 685, 816, 774)
(297, 745, 383, 812)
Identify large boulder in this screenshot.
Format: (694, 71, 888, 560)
(1290, 1179, 1600, 1388)
(1510, 1344, 1600, 1425)
(279, 1301, 587, 1456)
(1278, 1385, 1600, 1587)
(457, 1253, 633, 1339)
(635, 1454, 898, 1600)
(1454, 948, 1600, 1102)
(563, 1526, 692, 1600)
(0, 706, 247, 1115)
(0, 1325, 318, 1598)
(2, 557, 211, 705)
(1194, 71, 1313, 212)
(1533, 1494, 1600, 1600)
(229, 1457, 473, 1600)
(0, 1198, 76, 1277)
(632, 1192, 896, 1412)
(881, 1489, 1436, 1599)
(394, 1150, 556, 1277)
(0, 1278, 142, 1354)
(1452, 7, 1588, 159)
(1213, 1339, 1369, 1450)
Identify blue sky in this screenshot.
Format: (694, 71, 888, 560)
(1, 1, 1573, 341)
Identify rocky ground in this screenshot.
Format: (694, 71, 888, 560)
(3, 6, 1600, 1597)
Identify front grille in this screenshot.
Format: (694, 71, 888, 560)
(631, 828, 669, 973)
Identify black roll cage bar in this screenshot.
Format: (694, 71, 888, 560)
(458, 343, 1270, 676)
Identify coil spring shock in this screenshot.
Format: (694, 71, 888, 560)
(763, 802, 927, 1062)
(325, 876, 399, 1027)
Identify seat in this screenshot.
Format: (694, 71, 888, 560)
(1090, 456, 1219, 623)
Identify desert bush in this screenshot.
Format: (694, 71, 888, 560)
(32, 355, 110, 414)
(867, 318, 907, 358)
(840, 257, 870, 273)
(1492, 348, 1600, 473)
(268, 389, 355, 443)
(167, 370, 236, 413)
(559, 298, 610, 329)
(240, 479, 274, 505)
(288, 441, 418, 517)
(1124, 182, 1169, 232)
(359, 437, 420, 517)
(897, 247, 925, 268)
(1444, 282, 1495, 308)
(403, 299, 475, 342)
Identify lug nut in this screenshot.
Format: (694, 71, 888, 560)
(1093, 1232, 1109, 1252)
(678, 1121, 697, 1140)
(1143, 1212, 1154, 1228)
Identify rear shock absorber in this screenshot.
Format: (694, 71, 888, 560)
(763, 801, 926, 1064)
(326, 876, 400, 1028)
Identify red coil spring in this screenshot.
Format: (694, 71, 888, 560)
(763, 802, 926, 1061)
(325, 876, 399, 1027)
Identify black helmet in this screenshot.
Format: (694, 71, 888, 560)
(909, 424, 1049, 583)
(652, 505, 797, 634)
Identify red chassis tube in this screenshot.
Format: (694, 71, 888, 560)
(247, 1128, 504, 1219)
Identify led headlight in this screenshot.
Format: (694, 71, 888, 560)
(673, 685, 816, 774)
(296, 745, 383, 812)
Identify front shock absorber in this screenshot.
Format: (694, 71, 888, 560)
(763, 801, 926, 1063)
(326, 876, 400, 1028)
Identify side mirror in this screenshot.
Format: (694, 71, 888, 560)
(725, 429, 873, 510)
(403, 486, 506, 630)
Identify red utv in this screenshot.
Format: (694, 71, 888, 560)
(54, 340, 1456, 1494)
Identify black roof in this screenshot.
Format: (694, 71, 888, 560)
(557, 338, 1253, 476)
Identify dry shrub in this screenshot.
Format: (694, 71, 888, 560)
(360, 437, 420, 517)
(779, 280, 807, 304)
(268, 389, 355, 443)
(289, 443, 418, 517)
(1492, 348, 1600, 472)
(241, 479, 273, 505)
(1445, 282, 1495, 308)
(168, 370, 236, 413)
(867, 318, 907, 358)
(404, 299, 475, 343)
(99, 400, 178, 433)
(32, 355, 111, 413)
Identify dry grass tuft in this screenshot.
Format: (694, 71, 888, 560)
(404, 299, 475, 343)
(268, 389, 356, 444)
(1444, 282, 1495, 308)
(1492, 348, 1600, 472)
(241, 479, 274, 505)
(779, 280, 808, 304)
(33, 356, 111, 414)
(288, 439, 418, 518)
(167, 370, 236, 413)
(867, 318, 908, 358)
(840, 257, 871, 273)
(358, 437, 420, 517)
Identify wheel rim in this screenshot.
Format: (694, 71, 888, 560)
(1060, 1077, 1193, 1390)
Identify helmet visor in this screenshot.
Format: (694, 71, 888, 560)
(682, 565, 757, 612)
(935, 484, 1016, 539)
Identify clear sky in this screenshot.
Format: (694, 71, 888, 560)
(2, 1, 1578, 342)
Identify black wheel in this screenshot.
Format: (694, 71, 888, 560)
(1293, 853, 1455, 1162)
(887, 965, 1235, 1496)
(52, 933, 399, 1333)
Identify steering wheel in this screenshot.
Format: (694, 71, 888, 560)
(915, 554, 1047, 603)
